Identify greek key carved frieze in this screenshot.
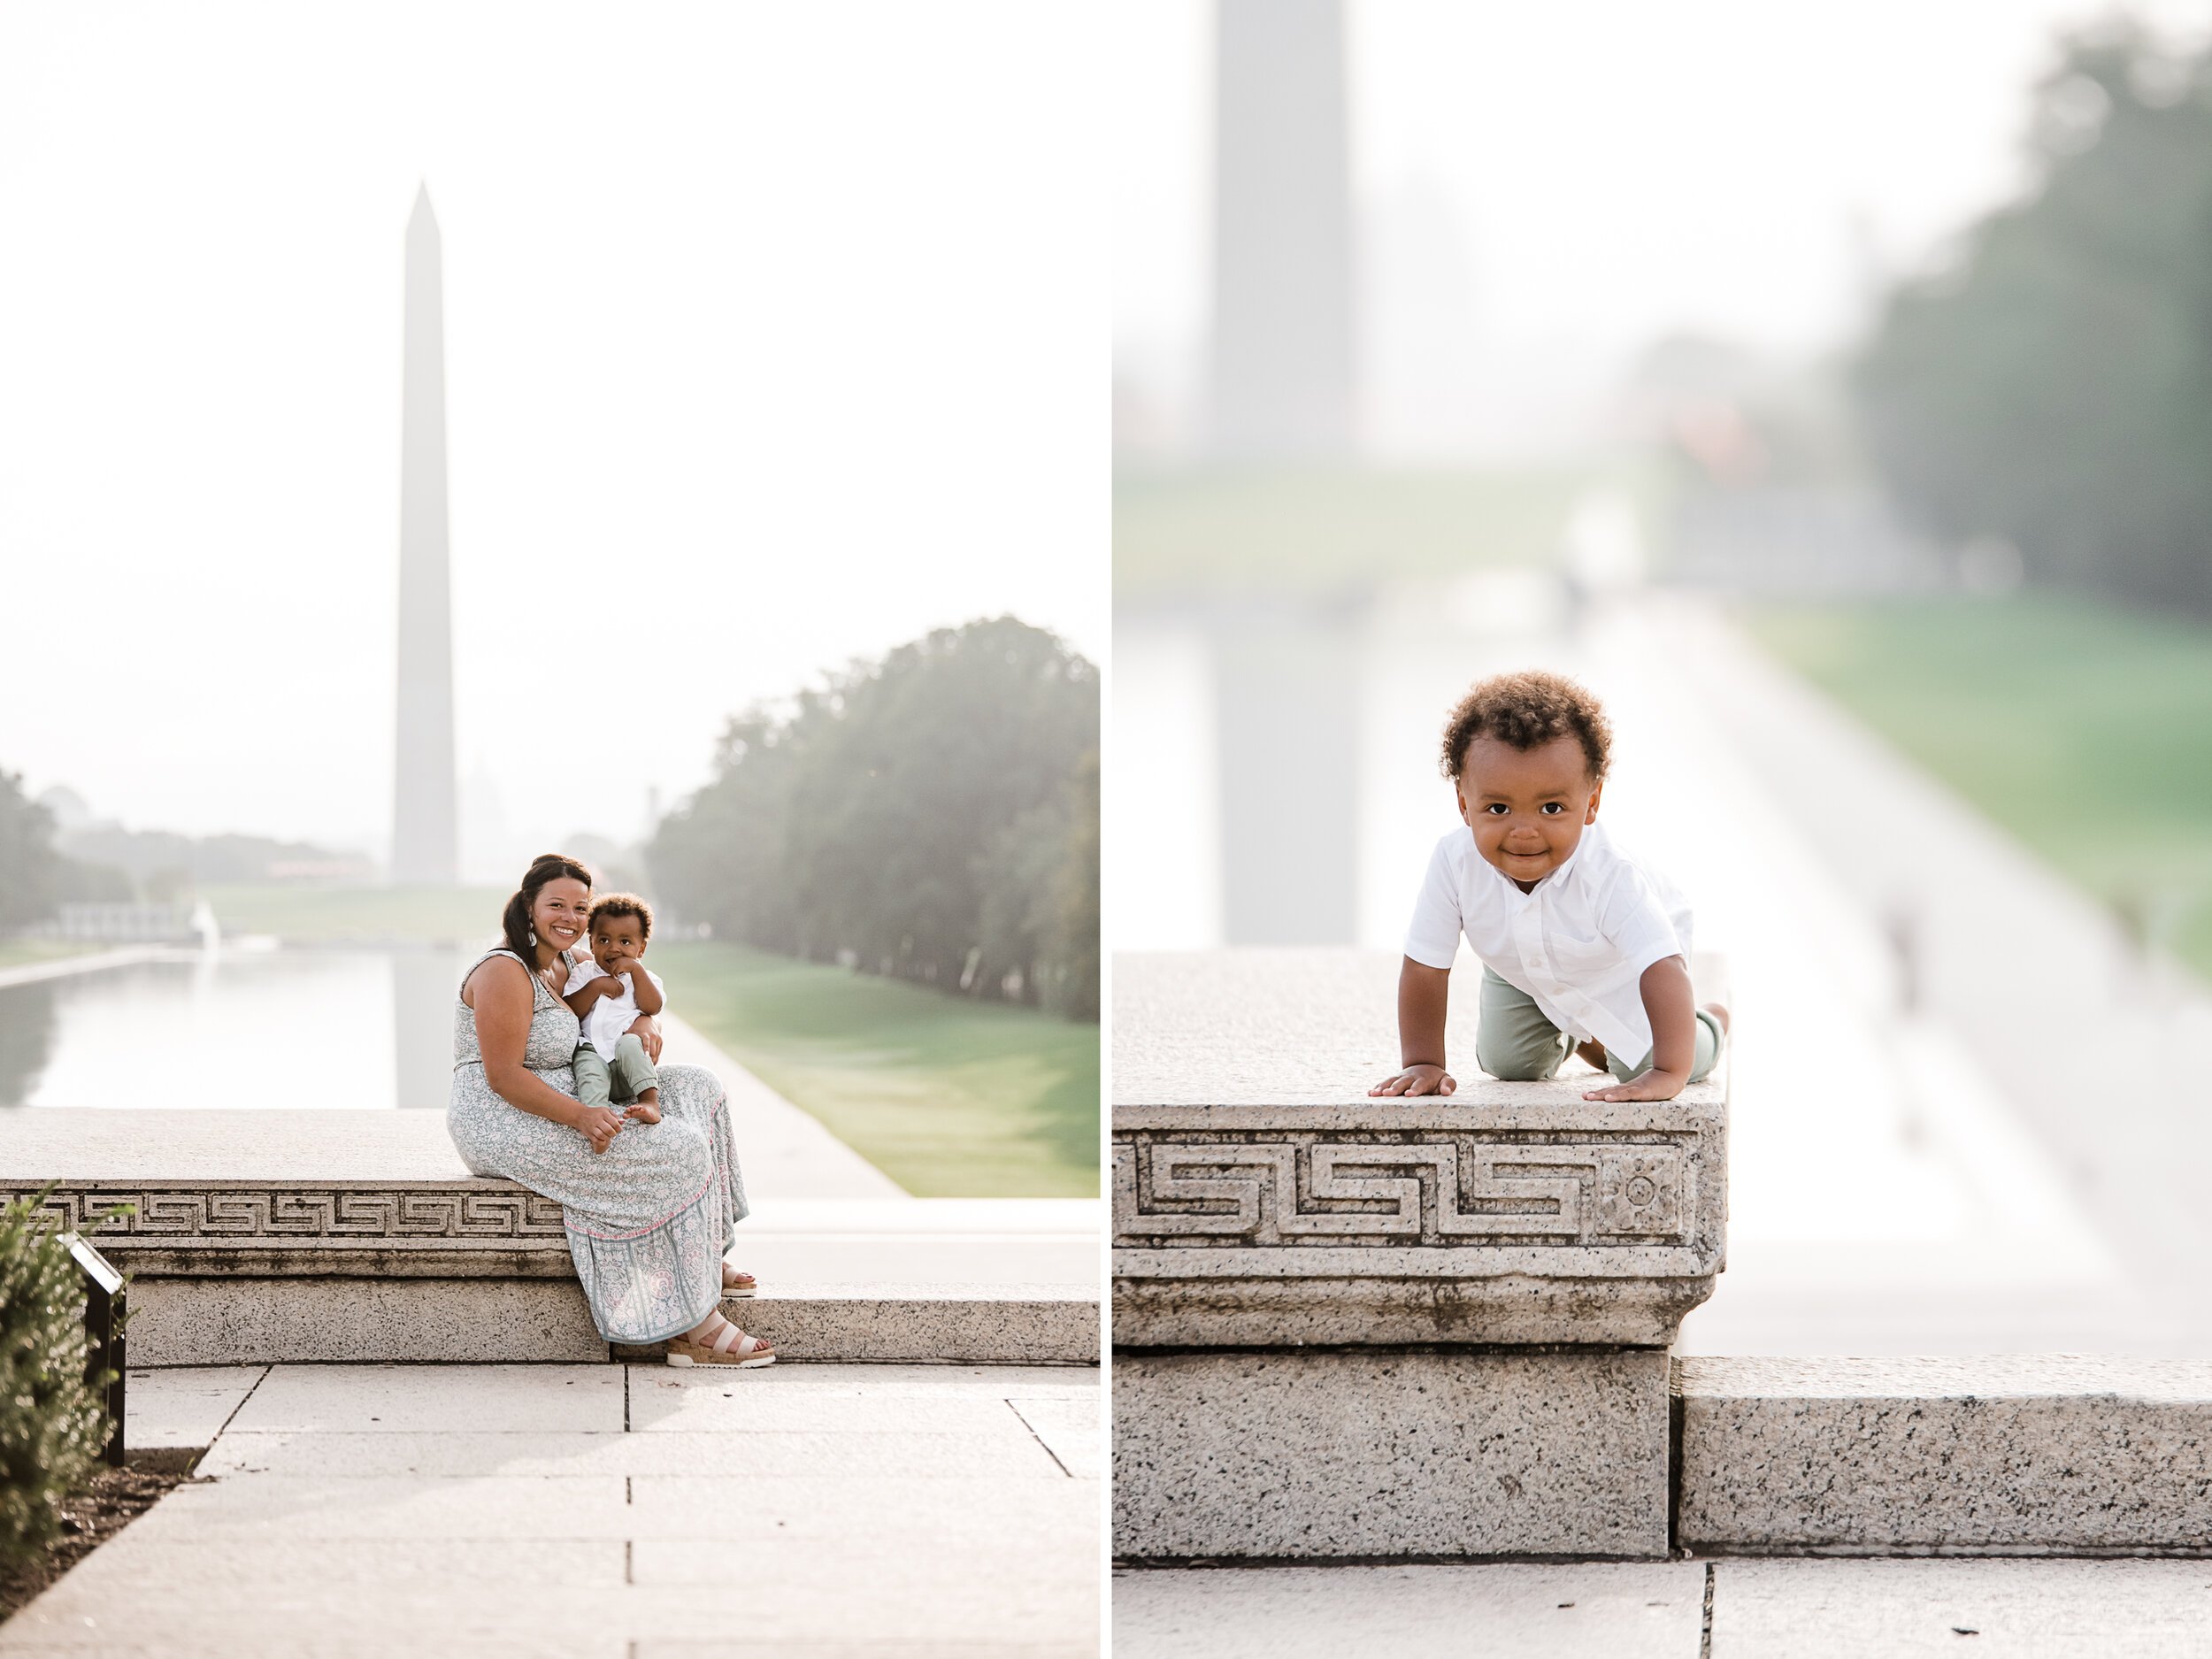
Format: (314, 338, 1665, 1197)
(1, 1186, 569, 1241)
(1113, 1134, 1693, 1247)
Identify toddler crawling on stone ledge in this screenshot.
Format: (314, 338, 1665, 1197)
(1371, 669, 1728, 1103)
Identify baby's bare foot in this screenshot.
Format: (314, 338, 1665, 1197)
(1702, 1002, 1732, 1037)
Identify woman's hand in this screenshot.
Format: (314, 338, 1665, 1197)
(571, 1102, 626, 1154)
(627, 1015, 663, 1063)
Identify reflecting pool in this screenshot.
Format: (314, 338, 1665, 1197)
(0, 946, 482, 1110)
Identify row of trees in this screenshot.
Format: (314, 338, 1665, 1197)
(1858, 23, 2212, 611)
(0, 773, 126, 932)
(649, 616, 1100, 1020)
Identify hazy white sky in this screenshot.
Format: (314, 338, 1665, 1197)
(0, 3, 1103, 863)
(1117, 0, 2212, 441)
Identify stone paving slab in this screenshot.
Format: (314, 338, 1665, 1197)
(1111, 1563, 1704, 1657)
(200, 1428, 1069, 1479)
(227, 1363, 623, 1432)
(627, 1362, 1096, 1396)
(623, 1476, 1095, 1544)
(626, 1532, 1092, 1591)
(0, 1639, 625, 1659)
(626, 1389, 1055, 1434)
(1708, 1559, 2212, 1657)
(122, 1473, 635, 1540)
(1, 1587, 1088, 1652)
(1678, 1356, 2212, 1553)
(1008, 1394, 1101, 1478)
(627, 1367, 1094, 1432)
(122, 1364, 264, 1449)
(4, 1535, 627, 1590)
(1, 1363, 1097, 1656)
(121, 1470, 1091, 1548)
(3, 1548, 1094, 1649)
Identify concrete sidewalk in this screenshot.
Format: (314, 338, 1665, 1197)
(2, 1363, 1099, 1657)
(1115, 1561, 2212, 1658)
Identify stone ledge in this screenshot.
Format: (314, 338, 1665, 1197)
(1110, 954, 1728, 1351)
(1112, 1101, 1725, 1348)
(612, 1282, 1099, 1366)
(1, 1176, 575, 1278)
(130, 1279, 1100, 1367)
(1677, 1356, 2212, 1555)
(1115, 1348, 1671, 1561)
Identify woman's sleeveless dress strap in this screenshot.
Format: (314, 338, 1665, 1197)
(462, 946, 547, 1003)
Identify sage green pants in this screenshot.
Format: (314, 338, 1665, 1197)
(1475, 964, 1722, 1084)
(573, 1033, 660, 1109)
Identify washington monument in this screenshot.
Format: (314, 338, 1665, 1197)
(1210, 0, 1355, 457)
(391, 184, 458, 885)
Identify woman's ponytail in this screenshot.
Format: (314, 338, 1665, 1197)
(500, 852, 594, 965)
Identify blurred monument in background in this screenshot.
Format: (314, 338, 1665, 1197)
(1209, 0, 1354, 457)
(1196, 0, 1363, 946)
(392, 185, 459, 886)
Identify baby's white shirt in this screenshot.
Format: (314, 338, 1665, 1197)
(562, 956, 668, 1064)
(1402, 819, 1693, 1064)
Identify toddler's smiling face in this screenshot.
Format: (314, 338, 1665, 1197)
(1455, 734, 1602, 891)
(592, 913, 648, 975)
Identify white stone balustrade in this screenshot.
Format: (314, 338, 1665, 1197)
(1111, 949, 1729, 1561)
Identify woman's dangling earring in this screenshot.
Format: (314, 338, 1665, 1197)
(528, 929, 538, 946)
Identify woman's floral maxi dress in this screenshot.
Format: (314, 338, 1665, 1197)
(447, 948, 748, 1344)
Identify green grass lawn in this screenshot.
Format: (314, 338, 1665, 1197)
(0, 938, 107, 972)
(651, 941, 1098, 1199)
(1115, 465, 1647, 603)
(202, 884, 508, 945)
(1745, 590, 2212, 976)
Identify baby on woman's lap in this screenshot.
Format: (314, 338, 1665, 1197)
(560, 893, 666, 1130)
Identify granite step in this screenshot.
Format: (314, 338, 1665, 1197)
(128, 1276, 1098, 1367)
(1675, 1356, 2212, 1555)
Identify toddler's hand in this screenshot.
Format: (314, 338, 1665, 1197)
(1583, 1071, 1686, 1103)
(1370, 1064, 1455, 1098)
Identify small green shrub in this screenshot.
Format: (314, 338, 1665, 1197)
(0, 1192, 117, 1570)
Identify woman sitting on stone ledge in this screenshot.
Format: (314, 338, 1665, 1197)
(447, 852, 775, 1367)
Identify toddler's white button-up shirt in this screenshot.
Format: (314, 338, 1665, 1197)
(1402, 819, 1693, 1064)
(562, 957, 668, 1064)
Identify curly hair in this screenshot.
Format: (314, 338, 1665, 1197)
(588, 892, 654, 942)
(1439, 670, 1613, 782)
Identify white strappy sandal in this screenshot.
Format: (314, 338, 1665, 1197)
(666, 1311, 776, 1369)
